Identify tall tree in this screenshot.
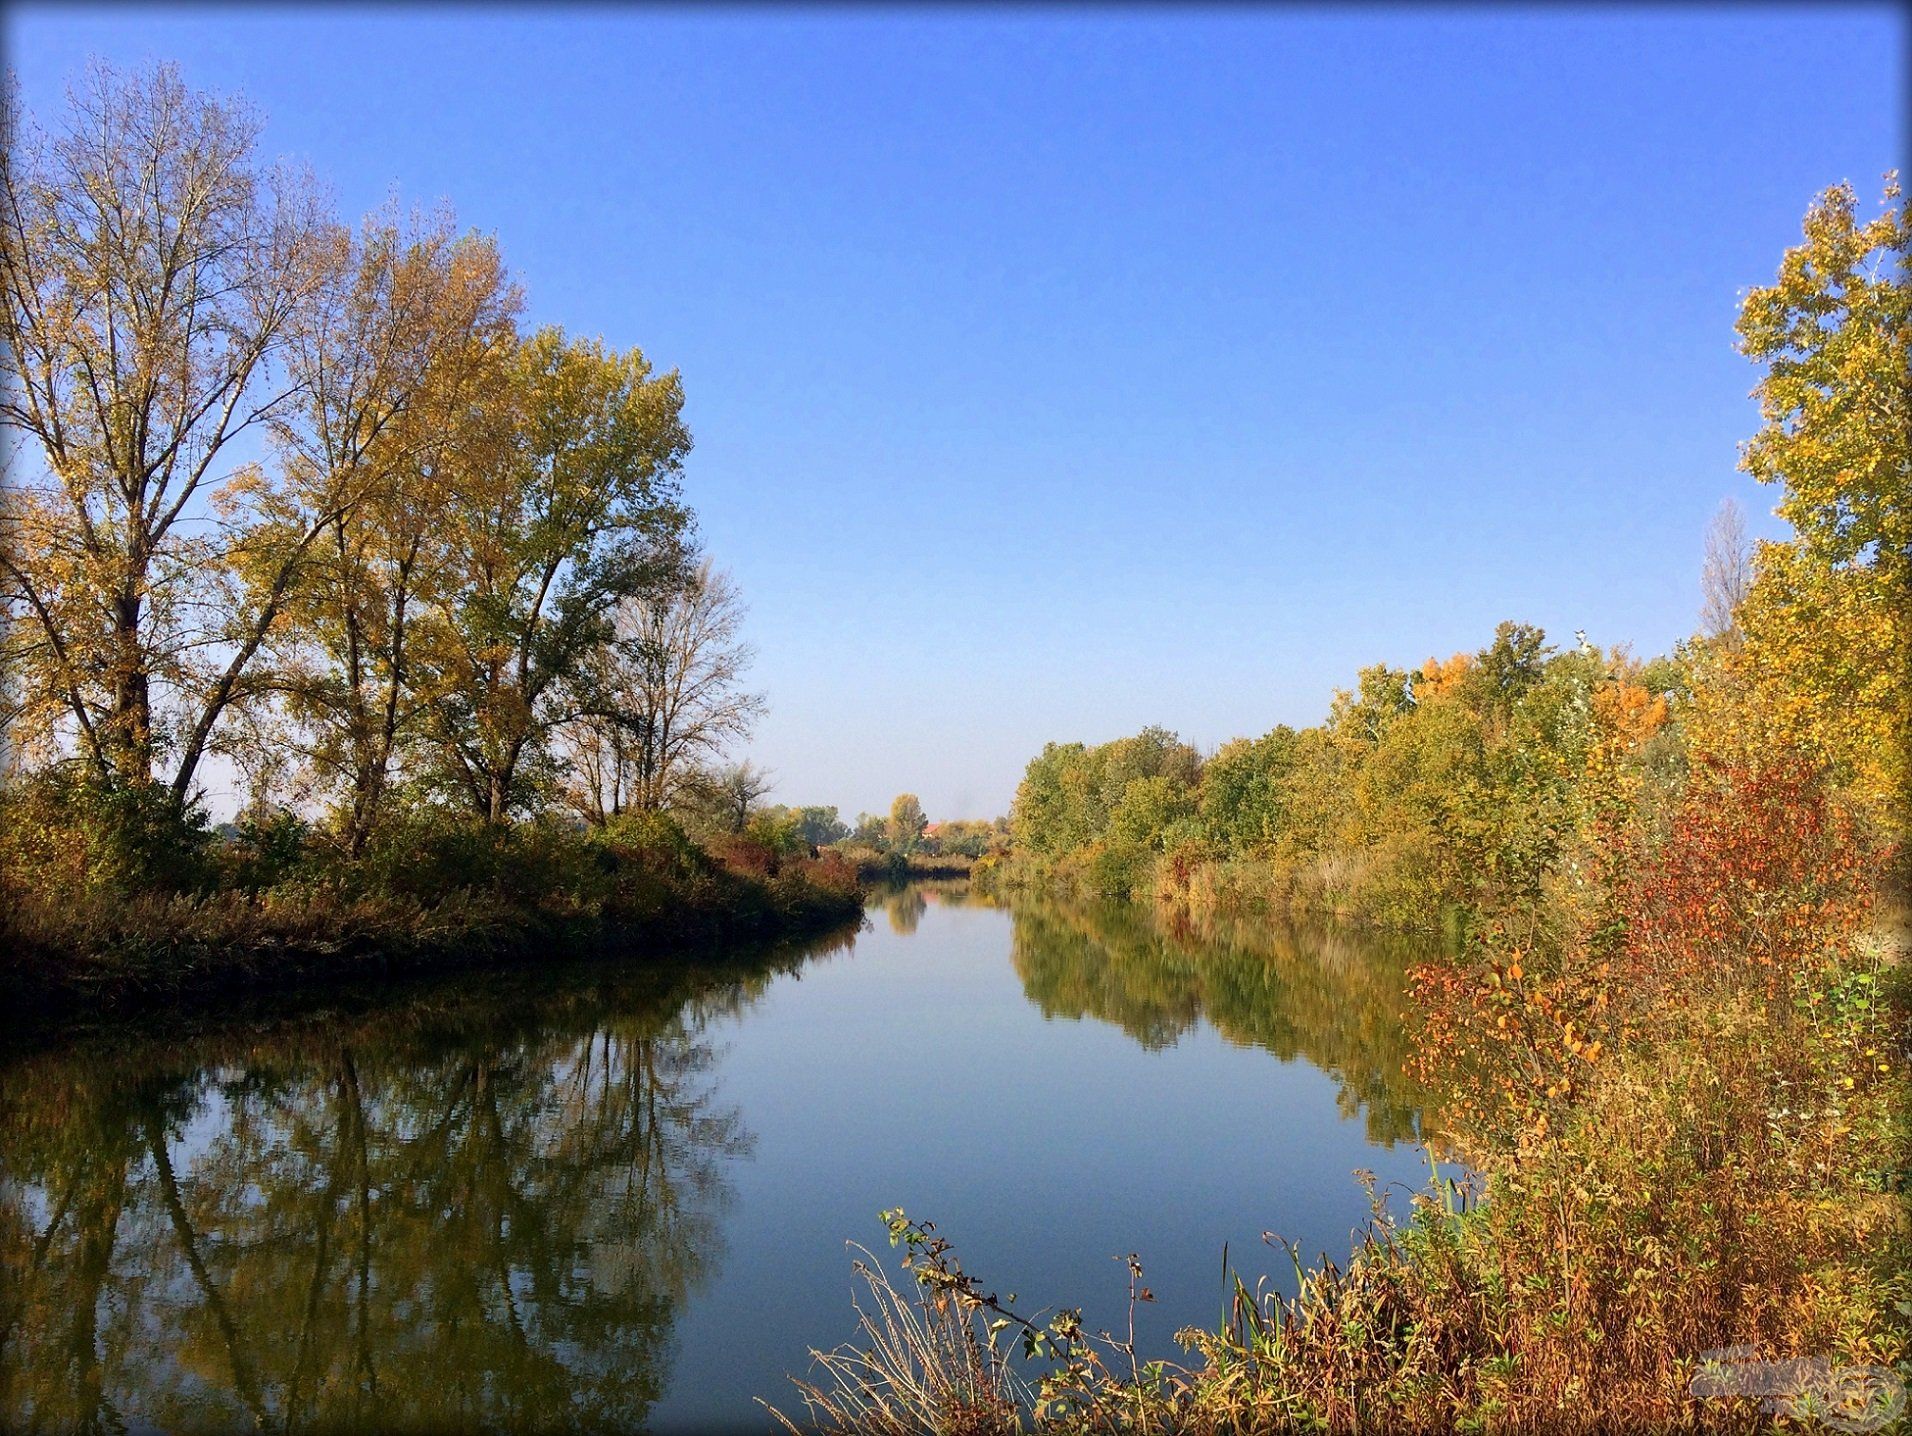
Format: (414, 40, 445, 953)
(694, 759, 773, 834)
(0, 61, 329, 793)
(1737, 175, 1909, 578)
(1692, 177, 1909, 825)
(268, 208, 520, 853)
(789, 805, 849, 847)
(887, 793, 927, 852)
(1698, 497, 1751, 646)
(415, 326, 690, 823)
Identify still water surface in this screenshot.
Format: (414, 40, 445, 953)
(1, 883, 1442, 1432)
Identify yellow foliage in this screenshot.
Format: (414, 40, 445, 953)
(1415, 652, 1474, 701)
(1686, 539, 1908, 827)
(1711, 176, 1909, 833)
(1592, 679, 1668, 753)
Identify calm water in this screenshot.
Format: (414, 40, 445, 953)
(0, 883, 1443, 1433)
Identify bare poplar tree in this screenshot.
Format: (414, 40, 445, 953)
(696, 759, 775, 834)
(564, 559, 764, 821)
(0, 60, 330, 795)
(1699, 497, 1752, 647)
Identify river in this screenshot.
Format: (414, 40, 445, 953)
(0, 881, 1444, 1432)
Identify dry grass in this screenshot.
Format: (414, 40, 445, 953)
(767, 1241, 1025, 1436)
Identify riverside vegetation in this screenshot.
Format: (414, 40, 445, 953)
(783, 179, 1911, 1433)
(3, 57, 1906, 1436)
(0, 63, 858, 1025)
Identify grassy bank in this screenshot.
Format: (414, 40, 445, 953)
(843, 846, 979, 882)
(976, 845, 1461, 934)
(0, 781, 862, 1032)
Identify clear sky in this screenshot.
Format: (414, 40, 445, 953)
(6, 6, 1905, 821)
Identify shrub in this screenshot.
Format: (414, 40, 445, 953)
(596, 809, 710, 881)
(708, 832, 779, 878)
(0, 766, 215, 896)
(218, 810, 316, 894)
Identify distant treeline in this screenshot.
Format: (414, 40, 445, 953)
(993, 531, 1900, 936)
(993, 619, 1686, 932)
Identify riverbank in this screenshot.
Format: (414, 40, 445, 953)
(790, 807, 1910, 1433)
(974, 847, 1463, 934)
(846, 847, 978, 882)
(0, 805, 863, 1037)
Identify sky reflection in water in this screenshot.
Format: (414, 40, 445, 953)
(0, 885, 1442, 1432)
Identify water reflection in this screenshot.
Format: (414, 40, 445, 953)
(866, 878, 976, 935)
(1004, 898, 1434, 1144)
(0, 935, 852, 1433)
(881, 884, 927, 934)
(0, 890, 1437, 1432)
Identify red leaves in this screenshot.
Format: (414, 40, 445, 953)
(1410, 754, 1884, 1155)
(1616, 755, 1877, 1002)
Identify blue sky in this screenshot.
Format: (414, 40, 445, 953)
(7, 6, 1904, 820)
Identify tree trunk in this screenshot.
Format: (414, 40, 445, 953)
(110, 588, 153, 786)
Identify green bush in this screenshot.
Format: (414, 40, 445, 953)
(0, 766, 215, 896)
(596, 808, 709, 880)
(218, 811, 315, 894)
(1085, 837, 1155, 899)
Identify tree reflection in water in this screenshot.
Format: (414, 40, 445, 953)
(867, 877, 977, 935)
(0, 894, 1434, 1431)
(0, 932, 853, 1433)
(1004, 897, 1439, 1145)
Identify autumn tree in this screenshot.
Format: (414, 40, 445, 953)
(1009, 727, 1201, 859)
(1690, 176, 1910, 825)
(790, 805, 850, 847)
(413, 327, 690, 823)
(754, 804, 848, 848)
(887, 792, 928, 852)
(1739, 178, 1909, 578)
(0, 61, 329, 796)
(692, 759, 773, 834)
(1196, 727, 1299, 850)
(563, 558, 762, 823)
(268, 208, 520, 853)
